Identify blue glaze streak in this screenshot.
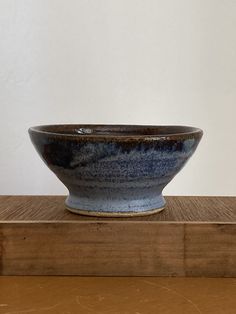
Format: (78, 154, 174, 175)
(42, 138, 198, 213)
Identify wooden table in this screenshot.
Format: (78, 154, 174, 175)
(0, 276, 236, 313)
(0, 196, 236, 313)
(0, 196, 236, 276)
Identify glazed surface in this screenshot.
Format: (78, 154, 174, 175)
(29, 124, 202, 140)
(29, 125, 202, 215)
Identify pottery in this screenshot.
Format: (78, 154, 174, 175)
(29, 124, 203, 217)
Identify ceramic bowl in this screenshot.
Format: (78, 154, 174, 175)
(29, 124, 203, 217)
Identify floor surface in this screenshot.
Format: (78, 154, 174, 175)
(0, 277, 236, 313)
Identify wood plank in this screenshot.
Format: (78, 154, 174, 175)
(185, 224, 236, 277)
(0, 222, 184, 276)
(0, 196, 236, 276)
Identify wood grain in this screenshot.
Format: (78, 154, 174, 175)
(0, 195, 235, 222)
(0, 196, 235, 276)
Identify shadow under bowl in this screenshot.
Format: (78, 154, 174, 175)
(29, 124, 203, 217)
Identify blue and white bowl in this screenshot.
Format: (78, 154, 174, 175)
(29, 124, 203, 217)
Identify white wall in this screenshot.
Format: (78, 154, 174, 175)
(0, 0, 235, 196)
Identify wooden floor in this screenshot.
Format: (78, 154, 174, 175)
(0, 276, 236, 314)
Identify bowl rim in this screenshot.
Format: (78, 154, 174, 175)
(29, 124, 203, 141)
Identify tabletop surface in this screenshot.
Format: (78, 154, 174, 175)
(0, 276, 236, 314)
(0, 195, 235, 222)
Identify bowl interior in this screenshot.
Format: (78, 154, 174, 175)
(30, 124, 202, 137)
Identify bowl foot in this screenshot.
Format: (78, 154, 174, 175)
(66, 205, 165, 217)
(65, 193, 166, 217)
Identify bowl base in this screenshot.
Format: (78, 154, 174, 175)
(66, 205, 165, 217)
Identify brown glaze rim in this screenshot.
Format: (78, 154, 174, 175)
(29, 124, 203, 142)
